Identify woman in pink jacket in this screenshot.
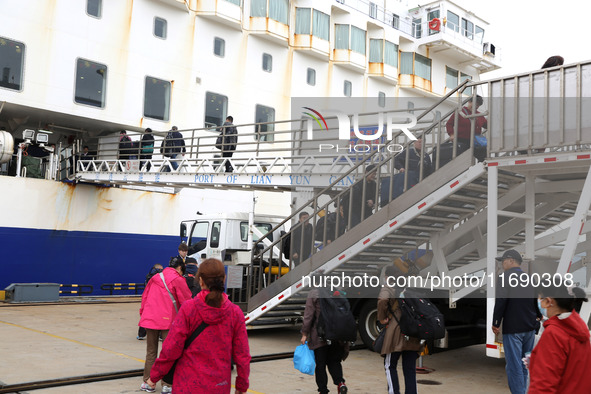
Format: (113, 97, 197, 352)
(139, 257, 191, 393)
(146, 258, 251, 394)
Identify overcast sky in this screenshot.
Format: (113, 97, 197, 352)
(450, 0, 588, 79)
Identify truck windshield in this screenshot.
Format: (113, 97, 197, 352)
(240, 222, 273, 242)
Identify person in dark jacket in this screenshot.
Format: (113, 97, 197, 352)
(160, 126, 185, 172)
(301, 289, 349, 394)
(492, 249, 542, 394)
(140, 128, 155, 172)
(378, 265, 424, 394)
(528, 285, 590, 393)
(217, 116, 238, 173)
(341, 164, 377, 228)
(119, 130, 134, 160)
(381, 138, 432, 207)
(290, 211, 313, 266)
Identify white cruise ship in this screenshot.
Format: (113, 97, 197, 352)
(0, 0, 500, 293)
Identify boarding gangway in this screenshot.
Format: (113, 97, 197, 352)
(241, 61, 591, 354)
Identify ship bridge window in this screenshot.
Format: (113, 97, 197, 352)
(475, 25, 485, 44)
(447, 11, 459, 33)
(250, 0, 289, 25)
(205, 92, 228, 129)
(462, 18, 474, 40)
(412, 18, 422, 38)
(428, 10, 440, 35)
(255, 104, 275, 142)
(87, 0, 102, 18)
(154, 17, 167, 39)
(262, 53, 272, 72)
(74, 58, 107, 108)
(307, 68, 316, 86)
(0, 36, 25, 92)
(144, 77, 171, 121)
(391, 14, 400, 30)
(214, 37, 225, 57)
(400, 52, 432, 81)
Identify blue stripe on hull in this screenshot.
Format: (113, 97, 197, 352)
(0, 227, 180, 295)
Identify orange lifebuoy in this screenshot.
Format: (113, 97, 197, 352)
(428, 18, 441, 31)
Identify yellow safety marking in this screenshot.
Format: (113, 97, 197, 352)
(0, 320, 266, 393)
(0, 320, 144, 363)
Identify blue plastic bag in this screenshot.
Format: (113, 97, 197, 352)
(474, 135, 487, 148)
(293, 342, 316, 375)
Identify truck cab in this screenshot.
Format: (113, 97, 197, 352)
(180, 212, 286, 266)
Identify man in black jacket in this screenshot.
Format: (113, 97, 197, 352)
(218, 116, 238, 173)
(492, 249, 542, 394)
(160, 126, 185, 172)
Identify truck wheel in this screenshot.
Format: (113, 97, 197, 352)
(358, 300, 379, 348)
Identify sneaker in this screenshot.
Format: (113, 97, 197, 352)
(337, 382, 347, 394)
(140, 382, 155, 393)
(161, 385, 172, 393)
(137, 336, 146, 340)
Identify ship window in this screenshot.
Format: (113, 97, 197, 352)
(224, 0, 240, 5)
(262, 53, 272, 72)
(378, 91, 386, 108)
(87, 0, 102, 18)
(251, 0, 288, 25)
(413, 18, 422, 38)
(462, 18, 474, 40)
(351, 26, 366, 55)
(391, 14, 400, 30)
(460, 72, 472, 95)
(335, 24, 349, 50)
(255, 104, 275, 142)
(446, 66, 459, 89)
(475, 25, 485, 44)
(313, 10, 329, 41)
(400, 52, 431, 81)
(384, 41, 398, 67)
(428, 10, 440, 35)
(269, 0, 288, 24)
(295, 8, 311, 34)
(447, 11, 459, 32)
(144, 77, 171, 121)
(0, 37, 25, 91)
(344, 80, 352, 97)
(154, 17, 167, 39)
(210, 221, 221, 248)
(74, 58, 107, 108)
(214, 37, 225, 57)
(369, 39, 383, 63)
(369, 2, 378, 19)
(414, 53, 431, 81)
(307, 68, 316, 86)
(205, 92, 228, 128)
(400, 52, 413, 74)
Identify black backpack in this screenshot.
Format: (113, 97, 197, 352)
(395, 289, 445, 340)
(316, 289, 357, 343)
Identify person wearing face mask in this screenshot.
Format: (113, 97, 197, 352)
(528, 285, 590, 393)
(492, 250, 543, 394)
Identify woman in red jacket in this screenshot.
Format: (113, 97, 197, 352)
(139, 258, 192, 393)
(146, 258, 251, 394)
(528, 285, 590, 393)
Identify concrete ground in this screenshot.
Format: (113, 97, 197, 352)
(0, 299, 510, 393)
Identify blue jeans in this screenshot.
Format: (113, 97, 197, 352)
(385, 351, 418, 394)
(162, 154, 179, 172)
(503, 331, 534, 394)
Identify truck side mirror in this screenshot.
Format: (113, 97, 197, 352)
(180, 222, 187, 239)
